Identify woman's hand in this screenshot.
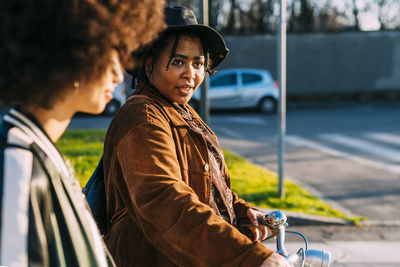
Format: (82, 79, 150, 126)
(246, 209, 270, 241)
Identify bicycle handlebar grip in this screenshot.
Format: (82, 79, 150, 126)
(237, 211, 287, 229)
(237, 216, 266, 227)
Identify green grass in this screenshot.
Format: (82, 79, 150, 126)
(224, 149, 361, 223)
(58, 129, 360, 223)
(57, 130, 105, 187)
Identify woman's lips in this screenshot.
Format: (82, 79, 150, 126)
(105, 90, 114, 102)
(176, 86, 193, 95)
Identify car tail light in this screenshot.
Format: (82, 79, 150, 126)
(274, 81, 280, 88)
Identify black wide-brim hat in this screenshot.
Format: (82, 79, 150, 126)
(164, 6, 229, 69)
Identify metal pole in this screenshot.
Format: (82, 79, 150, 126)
(199, 0, 210, 123)
(278, 0, 287, 198)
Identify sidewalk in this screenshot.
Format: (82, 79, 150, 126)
(263, 239, 400, 266)
(270, 224, 400, 266)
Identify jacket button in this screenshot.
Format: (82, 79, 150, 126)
(204, 163, 209, 172)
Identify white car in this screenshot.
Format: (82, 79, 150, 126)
(190, 68, 279, 113)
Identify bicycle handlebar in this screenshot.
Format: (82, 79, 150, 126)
(238, 210, 331, 267)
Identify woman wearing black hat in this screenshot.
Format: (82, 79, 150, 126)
(102, 6, 288, 267)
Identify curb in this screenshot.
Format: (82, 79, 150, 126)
(257, 208, 351, 226)
(359, 220, 400, 227)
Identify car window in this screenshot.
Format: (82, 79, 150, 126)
(242, 73, 262, 84)
(210, 73, 237, 87)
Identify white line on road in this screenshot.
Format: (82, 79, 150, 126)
(286, 135, 400, 175)
(365, 132, 400, 146)
(215, 126, 245, 139)
(219, 117, 268, 125)
(319, 133, 400, 162)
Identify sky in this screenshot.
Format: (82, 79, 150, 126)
(332, 0, 380, 31)
(359, 13, 380, 30)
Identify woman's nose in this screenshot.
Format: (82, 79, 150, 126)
(183, 64, 195, 80)
(113, 59, 124, 84)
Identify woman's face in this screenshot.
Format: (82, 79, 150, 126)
(147, 35, 205, 105)
(75, 50, 124, 114)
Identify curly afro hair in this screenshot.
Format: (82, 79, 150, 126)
(0, 0, 165, 108)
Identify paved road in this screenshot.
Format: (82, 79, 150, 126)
(208, 107, 400, 223)
(67, 114, 113, 130)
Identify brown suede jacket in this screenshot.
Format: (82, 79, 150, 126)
(102, 83, 275, 266)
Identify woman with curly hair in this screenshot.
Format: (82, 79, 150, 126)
(102, 6, 289, 266)
(0, 0, 164, 266)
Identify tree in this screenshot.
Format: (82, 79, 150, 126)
(288, 0, 315, 32)
(264, 0, 278, 33)
(166, 0, 400, 35)
(350, 0, 361, 30)
(299, 0, 315, 31)
(317, 4, 349, 32)
(250, 0, 267, 33)
(166, 0, 200, 18)
(209, 0, 224, 30)
(224, 0, 236, 34)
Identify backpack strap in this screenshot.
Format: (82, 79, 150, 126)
(83, 156, 109, 235)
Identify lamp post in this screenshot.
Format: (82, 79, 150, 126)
(277, 0, 287, 198)
(199, 0, 210, 123)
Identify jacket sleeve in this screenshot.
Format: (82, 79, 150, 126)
(1, 148, 49, 266)
(232, 191, 255, 218)
(116, 109, 275, 267)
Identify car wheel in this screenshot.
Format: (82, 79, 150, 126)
(258, 97, 277, 114)
(188, 99, 199, 111)
(103, 100, 120, 116)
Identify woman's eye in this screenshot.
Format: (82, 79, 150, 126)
(194, 61, 204, 68)
(172, 59, 184, 65)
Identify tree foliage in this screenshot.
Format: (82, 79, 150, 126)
(166, 0, 400, 35)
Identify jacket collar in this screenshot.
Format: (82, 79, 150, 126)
(3, 108, 71, 177)
(134, 82, 193, 127)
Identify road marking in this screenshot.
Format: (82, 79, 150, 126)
(286, 135, 344, 157)
(215, 126, 245, 139)
(286, 135, 400, 175)
(319, 133, 400, 162)
(217, 116, 268, 125)
(365, 132, 400, 146)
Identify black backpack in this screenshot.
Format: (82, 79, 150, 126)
(83, 94, 152, 235)
(83, 156, 108, 235)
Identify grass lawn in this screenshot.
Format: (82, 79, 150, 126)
(58, 129, 360, 223)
